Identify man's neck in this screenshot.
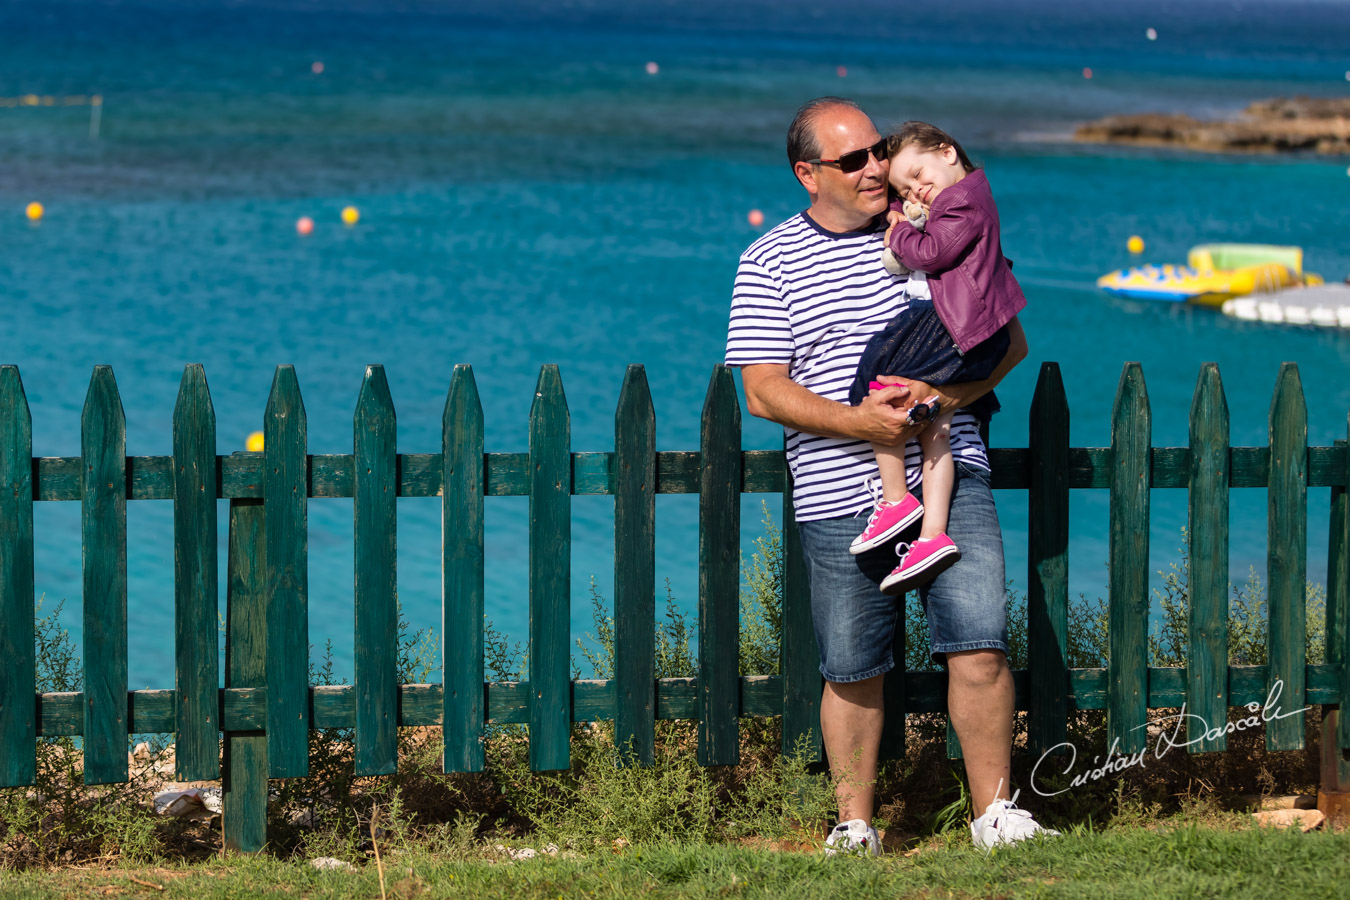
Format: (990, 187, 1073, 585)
(805, 206, 877, 235)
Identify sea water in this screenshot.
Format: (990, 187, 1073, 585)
(2, 0, 1349, 686)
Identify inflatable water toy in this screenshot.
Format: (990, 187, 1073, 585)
(1222, 282, 1350, 329)
(1097, 243, 1320, 306)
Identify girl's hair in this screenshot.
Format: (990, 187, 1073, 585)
(886, 121, 979, 173)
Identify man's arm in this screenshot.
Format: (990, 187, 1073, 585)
(893, 316, 1028, 412)
(740, 364, 926, 447)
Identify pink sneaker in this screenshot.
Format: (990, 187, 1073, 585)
(880, 533, 961, 595)
(850, 494, 924, 555)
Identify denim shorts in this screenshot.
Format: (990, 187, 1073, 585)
(797, 460, 1008, 681)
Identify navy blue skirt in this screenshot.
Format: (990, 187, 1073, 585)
(848, 300, 1009, 421)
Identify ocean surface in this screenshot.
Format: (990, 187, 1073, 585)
(2, 0, 1349, 687)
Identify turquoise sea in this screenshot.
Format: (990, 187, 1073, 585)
(2, 0, 1349, 686)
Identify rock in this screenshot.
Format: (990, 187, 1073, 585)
(1234, 794, 1317, 812)
(1075, 96, 1350, 155)
(1250, 809, 1325, 832)
(132, 742, 153, 761)
(310, 857, 357, 872)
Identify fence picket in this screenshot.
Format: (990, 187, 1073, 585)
(1333, 433, 1350, 752)
(265, 365, 309, 777)
(171, 365, 220, 781)
(81, 365, 128, 784)
(354, 366, 398, 776)
(529, 365, 571, 771)
(614, 365, 656, 765)
(1187, 364, 1229, 752)
(1108, 362, 1150, 755)
(781, 463, 821, 761)
(0, 366, 35, 787)
(1028, 362, 1070, 755)
(698, 366, 740, 766)
(443, 366, 485, 773)
(223, 497, 268, 853)
(1267, 363, 1307, 751)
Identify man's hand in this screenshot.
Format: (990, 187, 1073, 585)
(856, 383, 926, 445)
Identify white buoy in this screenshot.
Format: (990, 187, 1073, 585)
(1146, 27, 1158, 41)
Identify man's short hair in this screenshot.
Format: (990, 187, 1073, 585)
(786, 96, 861, 170)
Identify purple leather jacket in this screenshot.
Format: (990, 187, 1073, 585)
(887, 169, 1025, 353)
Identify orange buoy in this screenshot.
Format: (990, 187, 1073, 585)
(836, 65, 848, 78)
(747, 209, 765, 227)
(645, 61, 659, 75)
(312, 61, 324, 74)
(296, 216, 314, 236)
(1082, 67, 1093, 79)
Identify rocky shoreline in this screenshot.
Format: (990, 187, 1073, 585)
(1074, 96, 1350, 155)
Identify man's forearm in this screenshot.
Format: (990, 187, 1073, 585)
(740, 365, 921, 447)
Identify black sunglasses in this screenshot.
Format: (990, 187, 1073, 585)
(807, 138, 887, 174)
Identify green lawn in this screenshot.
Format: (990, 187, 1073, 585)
(3, 822, 1347, 899)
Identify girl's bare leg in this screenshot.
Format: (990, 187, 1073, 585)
(871, 442, 910, 504)
(916, 411, 956, 539)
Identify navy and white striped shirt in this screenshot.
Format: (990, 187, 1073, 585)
(725, 212, 990, 522)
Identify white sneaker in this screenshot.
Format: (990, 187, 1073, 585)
(823, 818, 880, 857)
(970, 799, 1059, 850)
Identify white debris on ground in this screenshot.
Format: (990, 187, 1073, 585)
(153, 787, 223, 818)
(310, 857, 357, 872)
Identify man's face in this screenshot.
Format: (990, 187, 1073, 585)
(797, 107, 889, 231)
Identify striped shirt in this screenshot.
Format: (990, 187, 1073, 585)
(725, 211, 990, 522)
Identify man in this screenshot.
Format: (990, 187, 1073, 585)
(724, 97, 1054, 852)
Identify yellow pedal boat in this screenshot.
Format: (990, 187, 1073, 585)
(1097, 244, 1321, 306)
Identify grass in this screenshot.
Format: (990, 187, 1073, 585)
(2, 817, 1347, 899)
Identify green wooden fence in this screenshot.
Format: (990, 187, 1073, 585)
(1, 360, 1348, 853)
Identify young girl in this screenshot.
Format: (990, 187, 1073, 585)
(847, 121, 1026, 596)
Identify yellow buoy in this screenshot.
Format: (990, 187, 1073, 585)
(1127, 235, 1145, 254)
(246, 431, 265, 453)
(25, 202, 43, 221)
(341, 206, 360, 226)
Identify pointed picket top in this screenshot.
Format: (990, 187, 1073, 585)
(356, 364, 395, 432)
(265, 364, 307, 431)
(1268, 362, 1307, 441)
(530, 364, 569, 426)
(1110, 362, 1149, 431)
(0, 365, 30, 429)
(701, 363, 740, 430)
(445, 364, 483, 435)
(617, 364, 655, 429)
(1266, 362, 1307, 751)
(1029, 361, 1067, 424)
(83, 365, 126, 433)
(0, 365, 36, 788)
(174, 364, 216, 430)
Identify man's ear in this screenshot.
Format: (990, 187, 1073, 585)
(793, 161, 818, 194)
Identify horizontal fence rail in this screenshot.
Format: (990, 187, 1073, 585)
(0, 360, 1347, 854)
